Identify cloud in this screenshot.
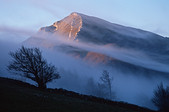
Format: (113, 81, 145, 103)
(0, 26, 35, 43)
(30, 33, 169, 74)
(0, 26, 35, 36)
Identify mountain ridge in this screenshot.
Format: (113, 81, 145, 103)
(38, 12, 165, 41)
(29, 12, 169, 53)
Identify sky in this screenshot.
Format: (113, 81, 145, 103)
(0, 0, 169, 41)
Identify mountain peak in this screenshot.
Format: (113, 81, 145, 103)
(39, 12, 82, 41)
(70, 12, 80, 16)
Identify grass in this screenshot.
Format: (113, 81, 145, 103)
(0, 77, 155, 112)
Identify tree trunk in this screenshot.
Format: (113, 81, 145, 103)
(38, 82, 46, 89)
(108, 81, 112, 99)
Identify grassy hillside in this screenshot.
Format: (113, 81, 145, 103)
(0, 77, 155, 112)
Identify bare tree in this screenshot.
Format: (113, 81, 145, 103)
(8, 46, 60, 89)
(98, 70, 114, 99)
(152, 83, 169, 112)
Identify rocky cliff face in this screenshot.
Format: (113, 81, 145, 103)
(39, 12, 82, 41)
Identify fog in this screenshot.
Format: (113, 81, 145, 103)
(29, 32, 169, 73)
(1, 32, 169, 110)
(0, 26, 35, 43)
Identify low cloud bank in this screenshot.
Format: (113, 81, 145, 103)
(1, 32, 169, 110)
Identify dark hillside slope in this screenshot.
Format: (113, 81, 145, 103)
(0, 77, 155, 112)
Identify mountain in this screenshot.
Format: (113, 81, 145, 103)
(25, 12, 169, 77)
(27, 12, 169, 51)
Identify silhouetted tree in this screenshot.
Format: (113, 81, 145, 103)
(8, 46, 60, 89)
(98, 70, 114, 99)
(152, 83, 169, 112)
